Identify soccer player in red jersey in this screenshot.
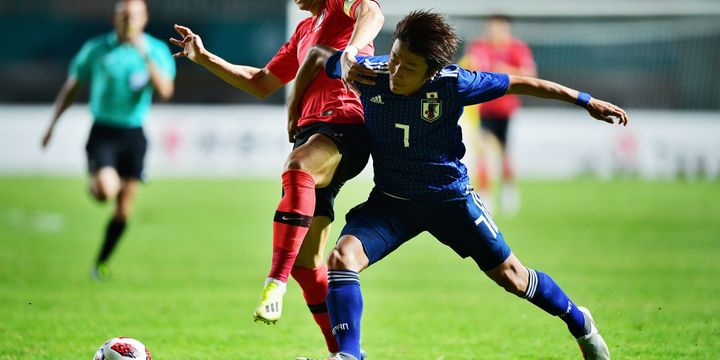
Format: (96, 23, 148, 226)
(462, 15, 537, 214)
(170, 0, 383, 357)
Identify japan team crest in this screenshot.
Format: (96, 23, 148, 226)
(421, 92, 441, 122)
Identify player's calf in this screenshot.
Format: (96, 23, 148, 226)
(484, 253, 528, 296)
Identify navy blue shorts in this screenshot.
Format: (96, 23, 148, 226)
(340, 190, 511, 271)
(85, 123, 147, 180)
(292, 122, 370, 221)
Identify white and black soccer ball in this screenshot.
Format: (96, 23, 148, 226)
(93, 337, 152, 360)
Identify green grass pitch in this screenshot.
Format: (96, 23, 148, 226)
(1, 177, 719, 359)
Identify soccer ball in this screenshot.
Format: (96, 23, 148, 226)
(93, 337, 152, 360)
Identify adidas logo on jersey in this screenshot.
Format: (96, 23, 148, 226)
(369, 95, 384, 104)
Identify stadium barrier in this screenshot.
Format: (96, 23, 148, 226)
(0, 105, 718, 180)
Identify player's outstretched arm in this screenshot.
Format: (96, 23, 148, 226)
(506, 75, 628, 126)
(170, 24, 282, 99)
(42, 77, 81, 149)
(341, 0, 384, 94)
(286, 45, 337, 142)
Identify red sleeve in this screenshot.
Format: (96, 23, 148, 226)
(468, 41, 491, 70)
(346, 0, 379, 19)
(265, 22, 305, 84)
(326, 0, 380, 20)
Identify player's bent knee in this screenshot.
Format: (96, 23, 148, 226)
(91, 184, 114, 202)
(327, 247, 361, 272)
(284, 157, 307, 172)
(327, 248, 348, 270)
(92, 174, 121, 201)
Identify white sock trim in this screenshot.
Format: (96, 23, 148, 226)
(265, 277, 287, 294)
(524, 268, 538, 299)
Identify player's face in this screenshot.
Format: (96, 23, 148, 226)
(114, 0, 148, 41)
(387, 39, 432, 96)
(486, 18, 511, 44)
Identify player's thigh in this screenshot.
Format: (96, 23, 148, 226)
(306, 124, 370, 220)
(285, 133, 341, 187)
(290, 123, 370, 189)
(86, 124, 120, 172)
(338, 193, 421, 268)
(116, 127, 148, 181)
(86, 137, 121, 198)
(295, 215, 332, 269)
(428, 192, 511, 271)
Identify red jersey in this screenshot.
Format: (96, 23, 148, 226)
(465, 38, 536, 119)
(266, 0, 376, 128)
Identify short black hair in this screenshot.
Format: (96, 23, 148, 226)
(393, 10, 459, 75)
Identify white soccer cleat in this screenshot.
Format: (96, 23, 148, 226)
(253, 281, 283, 324)
(297, 348, 365, 360)
(324, 353, 358, 360)
(576, 306, 610, 360)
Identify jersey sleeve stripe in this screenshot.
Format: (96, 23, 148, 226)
(344, 0, 361, 17)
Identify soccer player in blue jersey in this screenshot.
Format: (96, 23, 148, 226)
(289, 10, 627, 360)
(41, 0, 175, 279)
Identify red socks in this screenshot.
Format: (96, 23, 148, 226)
(502, 157, 514, 182)
(268, 170, 316, 282)
(292, 265, 339, 353)
(476, 159, 489, 191)
(268, 171, 338, 352)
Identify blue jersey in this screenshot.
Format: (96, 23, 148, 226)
(326, 52, 509, 200)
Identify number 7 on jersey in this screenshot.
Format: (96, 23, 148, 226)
(395, 123, 410, 147)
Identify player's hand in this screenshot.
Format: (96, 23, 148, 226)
(170, 24, 206, 63)
(286, 104, 300, 143)
(586, 98, 628, 126)
(41, 128, 53, 149)
(130, 35, 149, 58)
(341, 52, 376, 95)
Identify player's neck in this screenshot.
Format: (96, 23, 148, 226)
(489, 34, 511, 47)
(309, 0, 324, 16)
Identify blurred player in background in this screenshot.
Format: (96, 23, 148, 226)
(41, 0, 175, 279)
(461, 15, 536, 214)
(292, 10, 627, 360)
(170, 0, 383, 357)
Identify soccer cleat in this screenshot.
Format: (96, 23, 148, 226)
(298, 349, 365, 360)
(576, 306, 610, 360)
(324, 352, 358, 360)
(253, 281, 283, 324)
(91, 262, 110, 280)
